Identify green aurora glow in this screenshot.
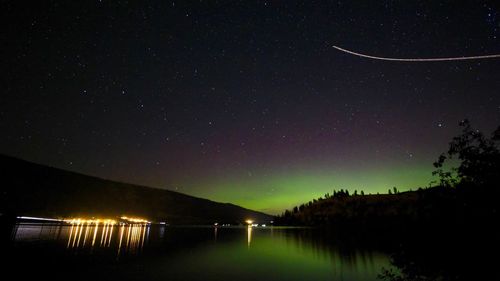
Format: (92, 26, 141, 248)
(183, 162, 435, 215)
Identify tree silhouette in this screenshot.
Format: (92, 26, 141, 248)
(433, 119, 500, 188)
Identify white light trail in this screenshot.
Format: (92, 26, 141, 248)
(16, 216, 63, 222)
(332, 45, 500, 62)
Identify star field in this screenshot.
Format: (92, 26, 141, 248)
(1, 1, 499, 214)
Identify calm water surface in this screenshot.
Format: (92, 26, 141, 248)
(3, 223, 391, 281)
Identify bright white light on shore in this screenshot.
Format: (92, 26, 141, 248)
(245, 219, 254, 225)
(17, 216, 63, 222)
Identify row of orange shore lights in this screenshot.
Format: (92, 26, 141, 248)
(64, 216, 151, 226)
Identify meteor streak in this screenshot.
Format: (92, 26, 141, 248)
(333, 45, 500, 62)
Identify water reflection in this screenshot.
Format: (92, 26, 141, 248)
(11, 223, 62, 241)
(9, 224, 392, 281)
(117, 224, 148, 255)
(13, 223, 150, 257)
(247, 225, 252, 248)
(66, 222, 117, 249)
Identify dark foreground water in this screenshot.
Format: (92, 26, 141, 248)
(2, 223, 392, 281)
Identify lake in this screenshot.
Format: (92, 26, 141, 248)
(2, 223, 392, 281)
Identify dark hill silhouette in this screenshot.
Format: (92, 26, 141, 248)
(0, 154, 272, 224)
(276, 120, 500, 228)
(274, 187, 468, 227)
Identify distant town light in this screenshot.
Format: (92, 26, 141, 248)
(120, 216, 150, 224)
(63, 218, 117, 225)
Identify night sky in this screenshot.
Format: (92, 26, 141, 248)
(1, 1, 499, 214)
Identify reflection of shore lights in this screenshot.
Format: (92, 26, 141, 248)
(247, 225, 252, 248)
(117, 224, 148, 255)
